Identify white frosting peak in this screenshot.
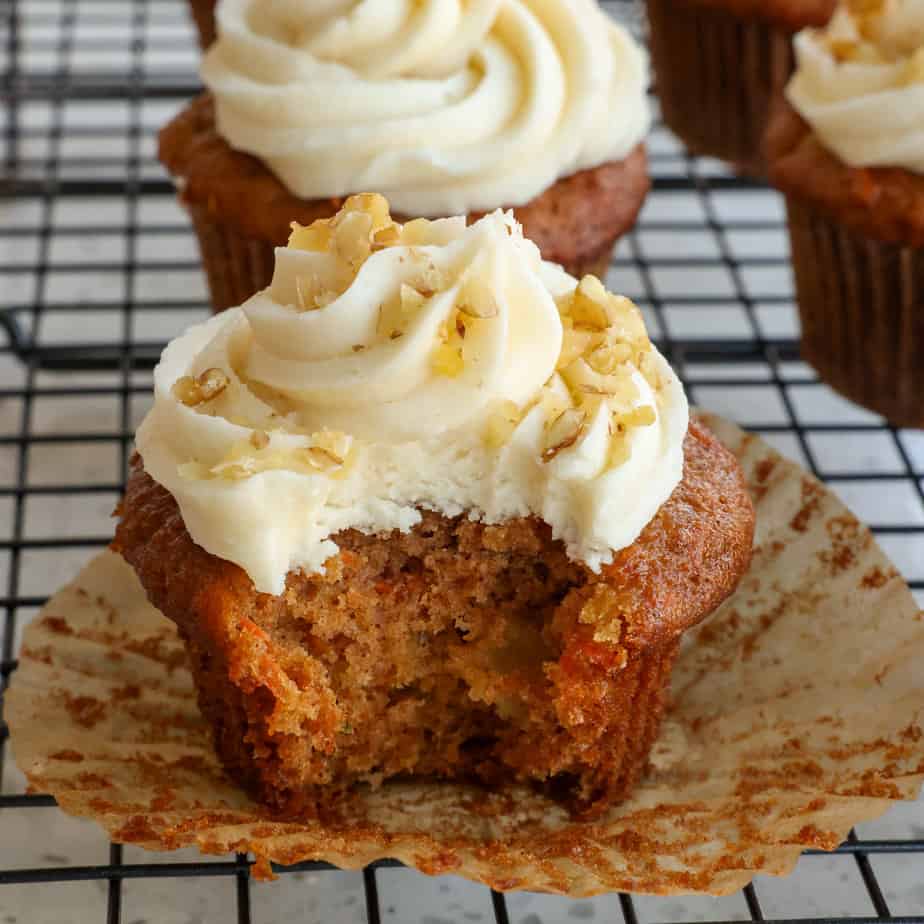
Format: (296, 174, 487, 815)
(137, 198, 687, 595)
(786, 0, 924, 174)
(201, 0, 650, 215)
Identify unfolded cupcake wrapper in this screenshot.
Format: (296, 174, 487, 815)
(645, 0, 794, 173)
(187, 0, 217, 49)
(7, 413, 924, 896)
(189, 204, 277, 314)
(786, 197, 924, 428)
(188, 201, 619, 314)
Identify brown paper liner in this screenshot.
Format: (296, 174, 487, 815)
(786, 197, 924, 428)
(646, 0, 795, 174)
(7, 415, 924, 896)
(187, 0, 217, 49)
(188, 200, 619, 314)
(189, 204, 277, 314)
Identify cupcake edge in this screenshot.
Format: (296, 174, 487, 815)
(160, 95, 650, 312)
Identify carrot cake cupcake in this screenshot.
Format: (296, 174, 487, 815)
(161, 0, 652, 311)
(114, 195, 754, 816)
(767, 0, 924, 426)
(646, 0, 836, 172)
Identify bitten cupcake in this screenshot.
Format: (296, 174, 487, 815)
(767, 0, 924, 427)
(646, 0, 836, 172)
(113, 195, 754, 817)
(161, 0, 652, 312)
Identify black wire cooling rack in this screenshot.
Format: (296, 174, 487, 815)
(1, 0, 923, 922)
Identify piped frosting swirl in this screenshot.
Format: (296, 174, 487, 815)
(200, 0, 651, 214)
(137, 195, 688, 595)
(787, 0, 924, 173)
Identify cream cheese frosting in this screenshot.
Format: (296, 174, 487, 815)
(200, 0, 651, 215)
(786, 0, 924, 174)
(136, 196, 688, 595)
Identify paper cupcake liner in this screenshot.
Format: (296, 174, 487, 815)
(187, 0, 216, 49)
(786, 197, 924, 428)
(7, 414, 924, 896)
(645, 0, 794, 174)
(188, 201, 619, 314)
(189, 204, 277, 314)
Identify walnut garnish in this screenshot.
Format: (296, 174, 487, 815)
(586, 342, 631, 376)
(542, 408, 586, 462)
(172, 368, 229, 407)
(250, 430, 270, 450)
(288, 220, 332, 253)
(372, 223, 402, 251)
(301, 431, 353, 471)
(457, 277, 499, 320)
(569, 275, 612, 331)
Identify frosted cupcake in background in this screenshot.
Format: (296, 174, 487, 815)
(645, 0, 836, 173)
(767, 0, 924, 427)
(164, 0, 652, 312)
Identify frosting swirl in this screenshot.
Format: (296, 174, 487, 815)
(786, 0, 924, 174)
(137, 196, 687, 595)
(200, 0, 650, 215)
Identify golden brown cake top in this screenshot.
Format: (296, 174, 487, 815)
(135, 195, 689, 596)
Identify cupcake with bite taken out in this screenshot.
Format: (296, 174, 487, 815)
(114, 194, 754, 817)
(162, 0, 652, 312)
(767, 0, 924, 426)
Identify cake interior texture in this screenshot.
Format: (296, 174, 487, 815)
(115, 421, 754, 817)
(184, 512, 677, 816)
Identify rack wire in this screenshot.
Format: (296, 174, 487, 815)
(1, 0, 922, 922)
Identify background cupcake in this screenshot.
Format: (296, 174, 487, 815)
(163, 0, 652, 312)
(187, 0, 217, 49)
(767, 0, 924, 427)
(646, 0, 836, 173)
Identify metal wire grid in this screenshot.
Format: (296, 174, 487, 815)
(1, 0, 923, 921)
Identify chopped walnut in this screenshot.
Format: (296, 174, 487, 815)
(332, 210, 373, 269)
(302, 430, 353, 471)
(172, 368, 229, 407)
(457, 276, 499, 319)
(288, 220, 332, 253)
(401, 218, 433, 246)
(569, 275, 612, 330)
(371, 223, 402, 251)
(542, 408, 586, 462)
(339, 193, 391, 231)
(586, 342, 631, 376)
(250, 430, 270, 450)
